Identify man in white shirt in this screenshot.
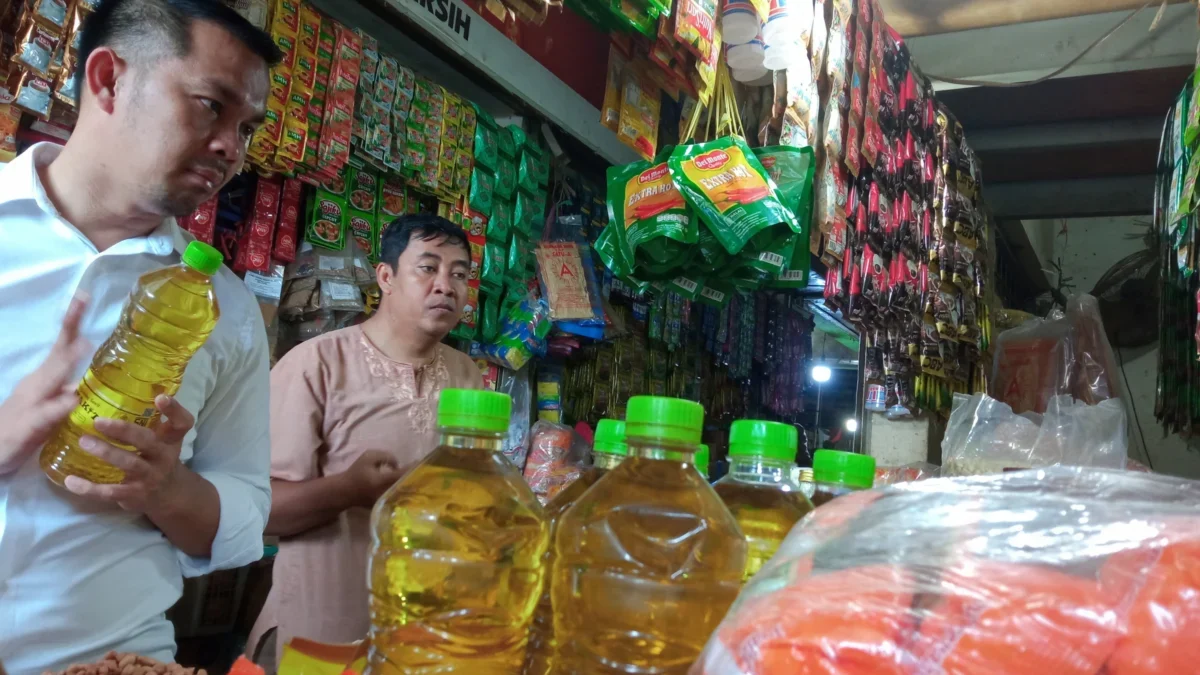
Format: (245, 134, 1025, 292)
(0, 0, 280, 670)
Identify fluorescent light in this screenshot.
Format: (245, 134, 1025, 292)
(811, 365, 832, 383)
(845, 418, 859, 433)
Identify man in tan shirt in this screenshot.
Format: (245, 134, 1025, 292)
(249, 214, 483, 663)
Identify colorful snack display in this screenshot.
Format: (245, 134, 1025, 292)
(307, 188, 347, 250)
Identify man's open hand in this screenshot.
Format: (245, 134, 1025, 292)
(0, 295, 90, 474)
(64, 394, 194, 514)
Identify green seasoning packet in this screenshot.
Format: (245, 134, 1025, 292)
(497, 123, 517, 159)
(481, 292, 500, 342)
(514, 188, 541, 236)
(754, 145, 815, 224)
(518, 150, 539, 194)
(347, 164, 379, 213)
(474, 117, 499, 172)
(306, 189, 347, 251)
(771, 233, 811, 289)
(669, 135, 800, 256)
(595, 223, 632, 277)
(489, 199, 512, 244)
(605, 156, 696, 270)
(468, 168, 495, 214)
(529, 143, 550, 185)
(696, 281, 732, 309)
(507, 233, 526, 285)
(481, 241, 505, 295)
(495, 156, 517, 200)
(348, 209, 375, 260)
(667, 275, 702, 300)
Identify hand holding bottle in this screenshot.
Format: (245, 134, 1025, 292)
(63, 394, 195, 514)
(0, 295, 90, 475)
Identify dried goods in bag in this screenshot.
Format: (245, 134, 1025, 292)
(606, 156, 696, 268)
(668, 136, 799, 256)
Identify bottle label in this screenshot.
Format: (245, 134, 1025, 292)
(69, 370, 158, 440)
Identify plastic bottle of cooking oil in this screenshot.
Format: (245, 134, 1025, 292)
(695, 443, 710, 481)
(523, 418, 627, 675)
(40, 241, 224, 486)
(367, 388, 548, 675)
(713, 420, 814, 583)
(553, 396, 746, 675)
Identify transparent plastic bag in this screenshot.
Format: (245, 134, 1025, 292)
(990, 294, 1124, 415)
(499, 366, 533, 469)
(693, 467, 1200, 675)
(941, 392, 1127, 476)
(522, 420, 589, 504)
(874, 461, 941, 486)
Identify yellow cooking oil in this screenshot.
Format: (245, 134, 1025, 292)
(40, 241, 224, 486)
(552, 396, 746, 675)
(523, 418, 628, 675)
(713, 419, 813, 583)
(367, 389, 548, 675)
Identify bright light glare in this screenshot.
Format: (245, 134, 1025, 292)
(845, 418, 859, 433)
(811, 365, 832, 383)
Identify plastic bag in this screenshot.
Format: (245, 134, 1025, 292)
(693, 467, 1200, 675)
(499, 365, 533, 469)
(991, 294, 1124, 415)
(480, 291, 551, 371)
(873, 461, 940, 486)
(522, 420, 589, 504)
(941, 392, 1127, 476)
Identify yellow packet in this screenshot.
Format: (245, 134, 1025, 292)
(600, 44, 627, 132)
(616, 62, 660, 160)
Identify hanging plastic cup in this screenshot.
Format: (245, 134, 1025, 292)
(763, 40, 804, 71)
(763, 0, 796, 49)
(727, 38, 766, 70)
(732, 64, 770, 83)
(721, 1, 761, 46)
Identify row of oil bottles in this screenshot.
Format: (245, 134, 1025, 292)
(365, 388, 877, 675)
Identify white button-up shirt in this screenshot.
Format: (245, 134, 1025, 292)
(0, 144, 271, 672)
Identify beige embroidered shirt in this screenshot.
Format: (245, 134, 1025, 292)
(249, 325, 482, 659)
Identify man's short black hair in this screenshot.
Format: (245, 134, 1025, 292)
(380, 214, 470, 270)
(77, 0, 282, 91)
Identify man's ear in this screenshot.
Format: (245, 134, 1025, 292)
(376, 262, 394, 294)
(84, 47, 126, 114)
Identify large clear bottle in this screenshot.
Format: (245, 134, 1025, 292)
(367, 389, 548, 674)
(523, 418, 628, 675)
(40, 241, 224, 485)
(713, 420, 814, 582)
(552, 396, 746, 675)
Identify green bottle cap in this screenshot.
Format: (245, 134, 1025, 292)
(729, 420, 798, 462)
(695, 444, 710, 479)
(813, 449, 876, 490)
(182, 241, 223, 276)
(593, 419, 627, 456)
(625, 396, 704, 445)
(437, 388, 511, 433)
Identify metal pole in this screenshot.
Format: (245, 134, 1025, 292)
(814, 382, 823, 450)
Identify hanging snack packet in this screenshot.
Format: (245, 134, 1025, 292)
(306, 189, 347, 251)
(668, 135, 799, 255)
(16, 22, 60, 78)
(32, 0, 70, 32)
(474, 115, 499, 172)
(617, 63, 661, 160)
(12, 71, 53, 120)
(675, 0, 717, 62)
(379, 176, 407, 218)
(482, 241, 505, 295)
(490, 199, 513, 244)
(495, 155, 517, 200)
(518, 149, 539, 194)
(606, 157, 696, 267)
(601, 44, 627, 132)
(468, 168, 495, 215)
